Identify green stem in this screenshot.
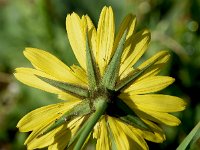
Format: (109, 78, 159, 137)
(74, 97, 108, 150)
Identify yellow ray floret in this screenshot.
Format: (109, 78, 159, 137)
(116, 119, 148, 150)
(96, 6, 115, 75)
(14, 68, 82, 101)
(66, 13, 87, 70)
(17, 101, 79, 132)
(107, 116, 130, 150)
(93, 116, 111, 150)
(120, 94, 186, 112)
(123, 76, 175, 94)
(23, 48, 87, 86)
(119, 29, 150, 77)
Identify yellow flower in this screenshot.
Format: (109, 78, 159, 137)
(15, 6, 186, 150)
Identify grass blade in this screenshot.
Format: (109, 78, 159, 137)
(176, 121, 200, 150)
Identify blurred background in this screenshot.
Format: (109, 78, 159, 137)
(0, 0, 200, 149)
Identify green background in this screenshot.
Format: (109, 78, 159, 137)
(0, 0, 200, 149)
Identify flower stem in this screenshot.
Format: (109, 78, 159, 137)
(74, 97, 108, 150)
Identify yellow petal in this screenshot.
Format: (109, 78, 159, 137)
(66, 13, 87, 70)
(134, 108, 181, 126)
(119, 29, 150, 77)
(47, 124, 70, 150)
(14, 68, 82, 101)
(134, 119, 166, 143)
(108, 116, 130, 150)
(136, 50, 170, 80)
(93, 116, 111, 150)
(140, 130, 165, 143)
(113, 14, 137, 63)
(96, 6, 115, 75)
(17, 101, 79, 132)
(118, 50, 170, 81)
(123, 76, 175, 94)
(23, 48, 86, 85)
(27, 117, 84, 150)
(70, 65, 88, 85)
(48, 134, 70, 150)
(110, 14, 136, 80)
(48, 117, 85, 150)
(120, 94, 186, 112)
(85, 15, 97, 62)
(27, 124, 66, 149)
(58, 93, 81, 102)
(65, 116, 85, 137)
(126, 118, 166, 143)
(14, 68, 61, 94)
(116, 119, 148, 150)
(141, 118, 163, 132)
(25, 124, 52, 146)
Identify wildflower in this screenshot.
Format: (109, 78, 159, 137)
(15, 6, 186, 150)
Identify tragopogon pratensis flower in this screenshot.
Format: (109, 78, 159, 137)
(15, 6, 186, 150)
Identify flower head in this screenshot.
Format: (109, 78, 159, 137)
(15, 6, 186, 150)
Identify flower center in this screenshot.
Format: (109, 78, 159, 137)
(88, 83, 120, 115)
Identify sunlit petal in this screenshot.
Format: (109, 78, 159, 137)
(14, 68, 81, 101)
(93, 116, 111, 150)
(108, 116, 130, 150)
(96, 6, 115, 75)
(136, 119, 166, 143)
(120, 94, 186, 112)
(134, 108, 181, 126)
(48, 117, 85, 150)
(136, 50, 170, 80)
(120, 29, 150, 77)
(14, 68, 61, 94)
(24, 48, 86, 86)
(123, 76, 175, 94)
(17, 101, 79, 132)
(85, 15, 97, 62)
(66, 13, 87, 70)
(116, 119, 148, 150)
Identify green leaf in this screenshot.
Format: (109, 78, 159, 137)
(68, 96, 108, 150)
(36, 75, 88, 98)
(115, 51, 168, 91)
(86, 31, 99, 89)
(177, 121, 200, 150)
(39, 100, 91, 136)
(102, 30, 128, 90)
